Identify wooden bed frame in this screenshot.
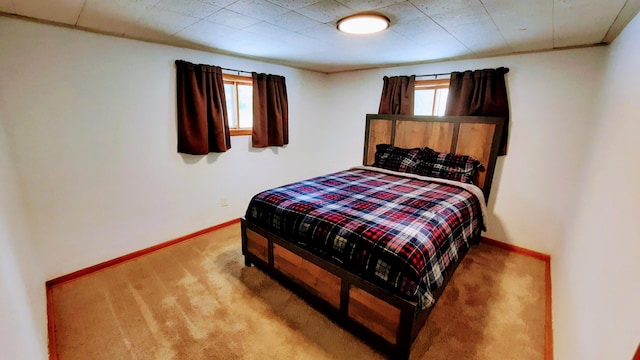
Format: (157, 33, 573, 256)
(241, 114, 504, 359)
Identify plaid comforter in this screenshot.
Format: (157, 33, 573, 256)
(245, 166, 484, 309)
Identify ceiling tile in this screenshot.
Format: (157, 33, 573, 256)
(401, 28, 471, 58)
(121, 0, 164, 6)
(483, 0, 553, 51)
(205, 9, 262, 29)
(410, 0, 480, 16)
(266, 11, 322, 31)
(298, 23, 347, 43)
(175, 19, 238, 41)
(265, 0, 323, 10)
(230, 36, 297, 58)
(155, 0, 220, 19)
(272, 33, 319, 51)
(484, 0, 551, 27)
(207, 38, 257, 55)
(333, 31, 422, 65)
(243, 22, 319, 53)
(77, 0, 153, 34)
(553, 0, 627, 47)
(391, 15, 440, 35)
(379, 2, 427, 23)
(446, 18, 510, 54)
(15, 0, 86, 25)
(199, 0, 238, 6)
(226, 0, 289, 21)
(244, 21, 297, 38)
(295, 0, 353, 23)
(430, 4, 491, 27)
(137, 6, 200, 35)
(336, 0, 405, 12)
(500, 26, 554, 52)
(174, 20, 245, 49)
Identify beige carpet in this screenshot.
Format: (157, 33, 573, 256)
(50, 223, 546, 359)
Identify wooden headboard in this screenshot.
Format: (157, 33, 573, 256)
(363, 114, 505, 201)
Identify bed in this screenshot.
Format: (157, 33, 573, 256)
(241, 114, 504, 359)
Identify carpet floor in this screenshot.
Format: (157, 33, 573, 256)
(50, 223, 546, 359)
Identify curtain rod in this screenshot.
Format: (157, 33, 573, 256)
(174, 60, 253, 75)
(415, 72, 451, 79)
(415, 67, 510, 79)
(221, 67, 252, 75)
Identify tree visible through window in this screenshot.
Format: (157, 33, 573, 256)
(223, 74, 252, 136)
(414, 78, 449, 116)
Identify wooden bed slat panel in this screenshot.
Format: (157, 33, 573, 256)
(246, 229, 269, 263)
(273, 244, 342, 309)
(394, 121, 453, 152)
(365, 119, 393, 165)
(456, 123, 497, 190)
(349, 286, 402, 345)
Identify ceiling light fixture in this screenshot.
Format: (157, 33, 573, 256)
(337, 13, 390, 35)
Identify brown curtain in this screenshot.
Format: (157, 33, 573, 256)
(445, 67, 510, 155)
(378, 75, 415, 115)
(175, 60, 231, 155)
(252, 73, 288, 148)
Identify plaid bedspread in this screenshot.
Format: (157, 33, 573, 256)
(245, 167, 484, 309)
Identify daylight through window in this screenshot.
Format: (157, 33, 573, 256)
(223, 74, 253, 136)
(414, 78, 449, 116)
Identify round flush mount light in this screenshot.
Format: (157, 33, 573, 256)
(337, 13, 390, 35)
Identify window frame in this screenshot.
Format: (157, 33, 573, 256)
(414, 78, 450, 116)
(223, 73, 253, 136)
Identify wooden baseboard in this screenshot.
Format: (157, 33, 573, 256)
(545, 258, 553, 360)
(47, 285, 58, 360)
(481, 236, 550, 261)
(481, 236, 553, 360)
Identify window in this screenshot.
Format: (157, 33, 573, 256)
(223, 74, 252, 136)
(414, 78, 449, 116)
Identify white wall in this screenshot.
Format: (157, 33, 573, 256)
(0, 116, 47, 359)
(0, 17, 333, 280)
(553, 11, 640, 360)
(325, 47, 607, 256)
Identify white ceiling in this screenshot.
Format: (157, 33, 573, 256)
(1, 0, 639, 73)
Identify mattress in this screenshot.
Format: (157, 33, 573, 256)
(245, 166, 485, 309)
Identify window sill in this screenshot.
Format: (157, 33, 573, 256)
(230, 129, 252, 136)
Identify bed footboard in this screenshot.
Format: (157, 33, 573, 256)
(241, 217, 456, 360)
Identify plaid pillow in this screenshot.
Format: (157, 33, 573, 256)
(415, 147, 481, 184)
(373, 144, 422, 173)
